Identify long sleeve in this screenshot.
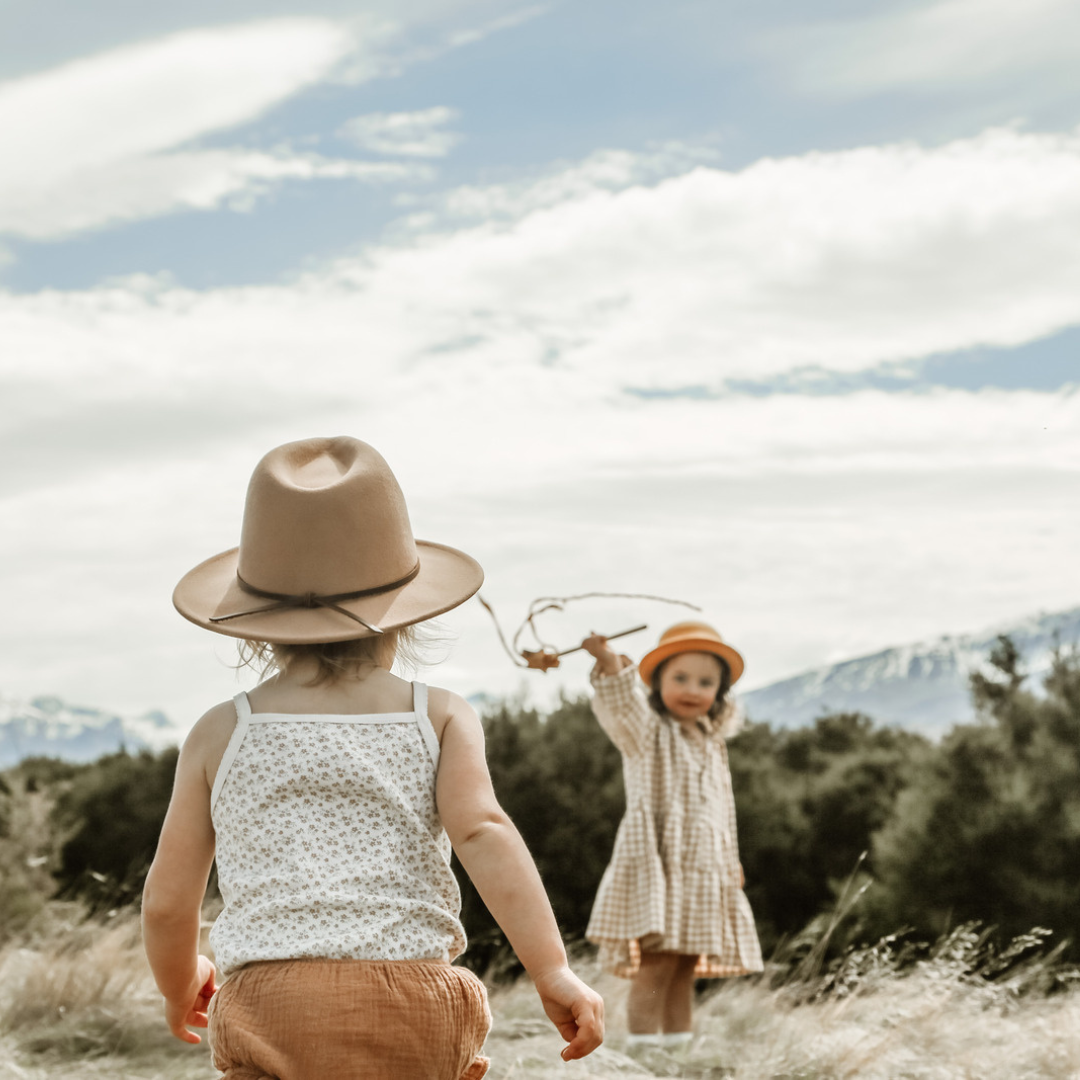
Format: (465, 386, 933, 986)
(589, 661, 657, 758)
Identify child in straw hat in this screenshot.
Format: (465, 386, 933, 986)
(581, 622, 763, 1056)
(143, 437, 603, 1079)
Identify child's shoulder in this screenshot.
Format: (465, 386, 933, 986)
(186, 698, 240, 739)
(181, 699, 240, 788)
(425, 684, 478, 743)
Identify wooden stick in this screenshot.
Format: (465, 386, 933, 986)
(554, 624, 648, 658)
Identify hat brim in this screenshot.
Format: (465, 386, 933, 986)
(639, 637, 745, 686)
(173, 540, 483, 643)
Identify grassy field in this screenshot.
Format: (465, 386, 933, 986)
(2, 908, 1079, 1080)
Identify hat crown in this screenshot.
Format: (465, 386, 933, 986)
(237, 437, 417, 596)
(638, 619, 745, 686)
(658, 621, 724, 646)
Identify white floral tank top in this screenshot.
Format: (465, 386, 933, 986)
(209, 682, 466, 976)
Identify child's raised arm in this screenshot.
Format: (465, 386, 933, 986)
(434, 692, 604, 1061)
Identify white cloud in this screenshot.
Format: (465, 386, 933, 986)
(333, 127, 1080, 394)
(0, 19, 357, 176)
(340, 107, 461, 158)
(1, 383, 1077, 722)
(428, 144, 721, 222)
(5, 126, 1080, 391)
(0, 152, 430, 240)
(0, 18, 404, 240)
(0, 7, 553, 243)
(0, 2, 561, 245)
(3, 125, 1080, 720)
(776, 0, 1080, 96)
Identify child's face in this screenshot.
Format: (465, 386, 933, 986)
(658, 651, 723, 722)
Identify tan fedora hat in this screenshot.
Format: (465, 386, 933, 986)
(173, 437, 483, 643)
(638, 621, 745, 686)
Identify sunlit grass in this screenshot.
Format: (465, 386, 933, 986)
(1, 906, 1079, 1079)
(483, 937, 1080, 1080)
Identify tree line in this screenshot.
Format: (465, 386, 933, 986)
(2, 636, 1078, 967)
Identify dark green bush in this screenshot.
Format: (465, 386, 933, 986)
(869, 640, 1080, 956)
(52, 748, 178, 909)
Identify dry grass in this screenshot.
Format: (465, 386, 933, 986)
(0, 906, 214, 1080)
(2, 910, 1080, 1080)
(482, 941, 1080, 1080)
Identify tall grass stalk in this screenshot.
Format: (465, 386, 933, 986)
(777, 851, 874, 995)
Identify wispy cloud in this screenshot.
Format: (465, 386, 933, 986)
(444, 4, 550, 48)
(422, 144, 721, 223)
(0, 18, 405, 240)
(6, 126, 1080, 387)
(353, 126, 1080, 388)
(340, 107, 462, 157)
(0, 152, 430, 240)
(0, 8, 558, 246)
(775, 0, 1080, 97)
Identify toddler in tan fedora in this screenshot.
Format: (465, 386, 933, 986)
(142, 437, 603, 1079)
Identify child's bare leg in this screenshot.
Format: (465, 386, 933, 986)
(627, 952, 679, 1034)
(661, 954, 699, 1033)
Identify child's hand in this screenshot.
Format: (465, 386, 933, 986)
(165, 955, 217, 1044)
(582, 633, 625, 676)
(532, 965, 605, 1061)
(581, 633, 610, 659)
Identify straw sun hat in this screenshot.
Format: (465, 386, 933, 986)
(173, 437, 484, 643)
(638, 621, 745, 686)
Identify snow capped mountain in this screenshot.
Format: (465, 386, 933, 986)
(2, 606, 1078, 765)
(0, 694, 181, 768)
(741, 606, 1080, 736)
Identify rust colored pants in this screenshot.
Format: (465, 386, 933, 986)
(208, 958, 491, 1080)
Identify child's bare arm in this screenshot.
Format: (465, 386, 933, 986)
(435, 694, 604, 1060)
(142, 710, 222, 1044)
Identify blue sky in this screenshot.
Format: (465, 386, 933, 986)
(2, 0, 1078, 729)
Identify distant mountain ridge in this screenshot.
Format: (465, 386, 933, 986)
(2, 605, 1078, 765)
(0, 695, 179, 768)
(741, 606, 1080, 736)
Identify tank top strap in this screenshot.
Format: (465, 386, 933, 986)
(211, 692, 254, 817)
(412, 681, 441, 769)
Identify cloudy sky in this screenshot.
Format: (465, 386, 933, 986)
(3, 0, 1078, 732)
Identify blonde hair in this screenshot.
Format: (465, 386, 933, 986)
(236, 625, 434, 687)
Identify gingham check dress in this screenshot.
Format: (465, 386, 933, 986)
(584, 664, 764, 979)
